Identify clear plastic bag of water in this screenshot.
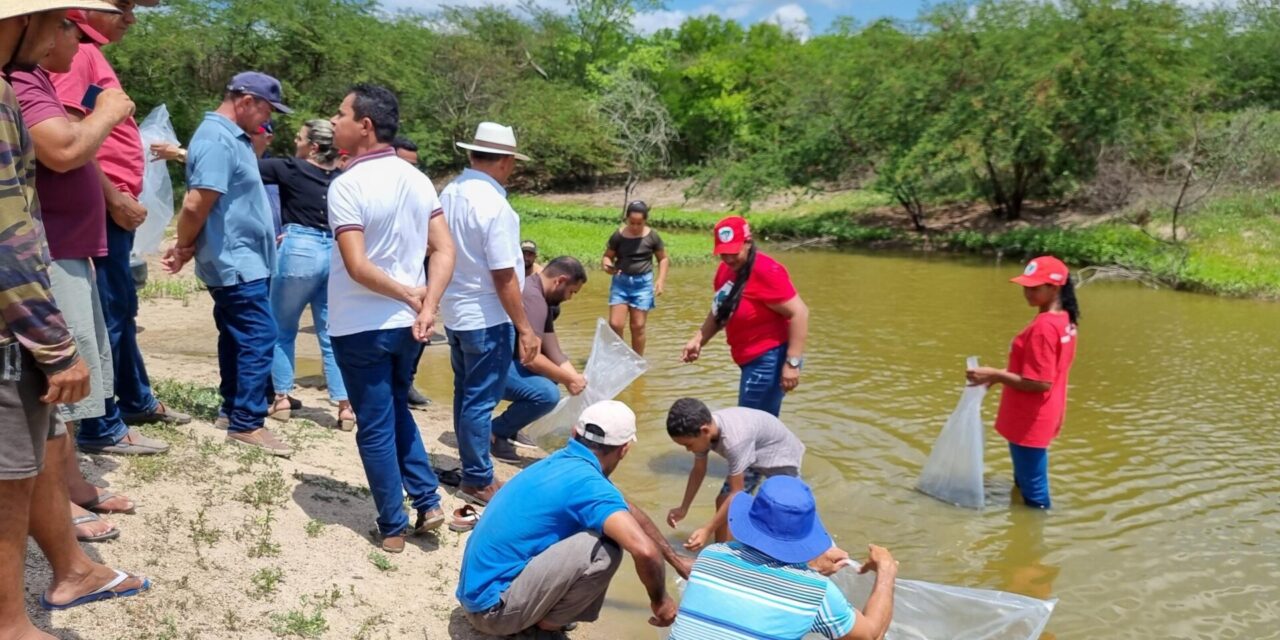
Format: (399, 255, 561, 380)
(133, 105, 179, 256)
(659, 564, 1055, 640)
(917, 356, 987, 509)
(523, 318, 648, 443)
(831, 562, 1056, 640)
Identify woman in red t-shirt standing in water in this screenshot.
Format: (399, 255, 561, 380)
(681, 216, 809, 417)
(967, 256, 1080, 509)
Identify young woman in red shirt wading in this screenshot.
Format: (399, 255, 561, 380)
(967, 256, 1079, 509)
(681, 216, 809, 417)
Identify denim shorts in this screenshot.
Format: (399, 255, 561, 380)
(609, 272, 655, 311)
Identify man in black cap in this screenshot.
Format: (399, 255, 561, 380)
(162, 71, 294, 456)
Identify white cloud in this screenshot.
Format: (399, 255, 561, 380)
(765, 3, 811, 41)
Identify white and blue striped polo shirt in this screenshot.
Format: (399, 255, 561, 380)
(670, 542, 856, 640)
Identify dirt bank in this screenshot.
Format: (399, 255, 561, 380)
(22, 269, 606, 640)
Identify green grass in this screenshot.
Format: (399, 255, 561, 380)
(138, 277, 205, 304)
(367, 551, 397, 572)
(251, 567, 285, 596)
(152, 378, 222, 422)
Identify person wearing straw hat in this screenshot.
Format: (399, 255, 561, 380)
(8, 0, 154, 544)
(1, 3, 154, 634)
(50, 0, 193, 460)
(161, 71, 293, 456)
(440, 121, 541, 507)
(669, 476, 897, 640)
(458, 401, 686, 637)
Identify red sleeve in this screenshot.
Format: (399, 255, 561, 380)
(49, 45, 97, 116)
(750, 258, 797, 305)
(713, 262, 731, 290)
(1016, 319, 1059, 384)
(8, 71, 65, 128)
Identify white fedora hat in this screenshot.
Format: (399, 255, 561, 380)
(0, 0, 121, 21)
(456, 121, 531, 162)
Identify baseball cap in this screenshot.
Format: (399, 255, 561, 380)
(575, 401, 637, 447)
(713, 216, 751, 255)
(1010, 256, 1070, 287)
(66, 9, 109, 45)
(521, 240, 537, 254)
(727, 476, 833, 564)
(226, 71, 292, 114)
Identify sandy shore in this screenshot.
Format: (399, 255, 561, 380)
(21, 270, 606, 640)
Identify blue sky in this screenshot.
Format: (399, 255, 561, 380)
(387, 1, 931, 39)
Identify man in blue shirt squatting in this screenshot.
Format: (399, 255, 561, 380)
(162, 71, 292, 456)
(669, 475, 899, 640)
(457, 400, 692, 637)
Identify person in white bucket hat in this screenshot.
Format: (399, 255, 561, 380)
(1, 2, 155, 632)
(440, 121, 541, 507)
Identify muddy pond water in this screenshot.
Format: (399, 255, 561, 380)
(409, 249, 1279, 639)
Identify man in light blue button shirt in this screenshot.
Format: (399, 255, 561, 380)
(162, 71, 292, 456)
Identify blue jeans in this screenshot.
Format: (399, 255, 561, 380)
(78, 219, 155, 447)
(448, 323, 514, 488)
(332, 327, 440, 537)
(208, 278, 276, 433)
(738, 343, 787, 417)
(270, 225, 346, 401)
(1009, 443, 1051, 509)
(492, 360, 560, 440)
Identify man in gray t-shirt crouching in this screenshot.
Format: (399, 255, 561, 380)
(664, 397, 806, 550)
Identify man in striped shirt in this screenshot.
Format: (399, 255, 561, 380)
(669, 476, 897, 640)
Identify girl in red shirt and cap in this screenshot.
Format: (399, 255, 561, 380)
(967, 256, 1080, 509)
(682, 216, 809, 417)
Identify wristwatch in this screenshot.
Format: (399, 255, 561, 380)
(785, 356, 804, 370)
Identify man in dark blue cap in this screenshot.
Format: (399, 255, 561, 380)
(162, 71, 293, 456)
(668, 476, 898, 640)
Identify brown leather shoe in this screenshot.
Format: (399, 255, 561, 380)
(460, 481, 502, 507)
(226, 427, 292, 457)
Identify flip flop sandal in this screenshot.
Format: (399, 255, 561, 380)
(414, 508, 446, 534)
(77, 490, 136, 515)
(73, 513, 120, 543)
(449, 505, 480, 532)
(40, 569, 150, 611)
(433, 466, 462, 487)
(336, 411, 357, 433)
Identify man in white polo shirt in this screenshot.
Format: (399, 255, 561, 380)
(441, 122, 540, 507)
(327, 84, 457, 553)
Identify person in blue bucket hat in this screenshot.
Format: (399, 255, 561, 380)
(668, 476, 898, 640)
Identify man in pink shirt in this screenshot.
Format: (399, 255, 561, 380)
(50, 0, 191, 455)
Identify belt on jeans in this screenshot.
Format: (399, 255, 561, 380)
(615, 271, 651, 279)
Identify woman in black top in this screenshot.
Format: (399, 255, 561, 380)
(602, 200, 669, 355)
(260, 120, 353, 429)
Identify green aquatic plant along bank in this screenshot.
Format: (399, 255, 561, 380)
(514, 191, 1280, 299)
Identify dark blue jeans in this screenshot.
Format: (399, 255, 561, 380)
(738, 343, 787, 417)
(448, 323, 514, 488)
(492, 360, 560, 440)
(77, 219, 155, 447)
(208, 278, 276, 433)
(332, 327, 441, 537)
(1009, 443, 1051, 509)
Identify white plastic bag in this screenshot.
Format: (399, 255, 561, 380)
(659, 565, 1056, 640)
(831, 562, 1056, 640)
(523, 318, 648, 444)
(917, 356, 987, 509)
(133, 105, 179, 257)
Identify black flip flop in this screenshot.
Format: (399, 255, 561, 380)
(433, 466, 462, 487)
